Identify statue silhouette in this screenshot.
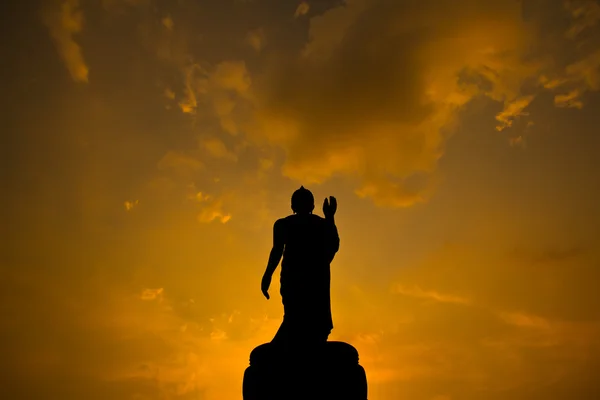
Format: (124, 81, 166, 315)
(260, 186, 340, 345)
(242, 187, 368, 399)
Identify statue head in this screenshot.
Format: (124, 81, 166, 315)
(291, 186, 314, 214)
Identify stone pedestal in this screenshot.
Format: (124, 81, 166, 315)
(242, 341, 368, 400)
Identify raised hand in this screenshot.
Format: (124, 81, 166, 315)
(323, 196, 337, 219)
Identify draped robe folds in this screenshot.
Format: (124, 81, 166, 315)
(272, 213, 340, 344)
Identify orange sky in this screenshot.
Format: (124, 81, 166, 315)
(3, 0, 600, 399)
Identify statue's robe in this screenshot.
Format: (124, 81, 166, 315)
(272, 213, 340, 344)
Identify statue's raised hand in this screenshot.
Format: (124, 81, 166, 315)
(323, 196, 337, 219)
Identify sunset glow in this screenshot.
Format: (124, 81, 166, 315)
(3, 1, 600, 399)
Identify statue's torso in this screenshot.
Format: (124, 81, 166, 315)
(280, 214, 331, 285)
(276, 213, 335, 339)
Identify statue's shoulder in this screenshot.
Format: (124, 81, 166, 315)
(274, 217, 288, 227)
(275, 216, 295, 229)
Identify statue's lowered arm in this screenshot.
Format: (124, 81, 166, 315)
(261, 219, 285, 300)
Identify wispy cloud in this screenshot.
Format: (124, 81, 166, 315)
(190, 190, 232, 223)
(162, 15, 174, 30)
(510, 246, 584, 264)
(124, 200, 139, 211)
(176, 61, 252, 135)
(565, 0, 600, 39)
(496, 95, 535, 131)
(554, 89, 584, 108)
(200, 137, 238, 162)
(140, 287, 164, 301)
(394, 284, 471, 305)
(157, 150, 204, 176)
(498, 311, 551, 330)
(42, 0, 89, 83)
(294, 2, 310, 18)
(245, 28, 265, 52)
(509, 135, 525, 147)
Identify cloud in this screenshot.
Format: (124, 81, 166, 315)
(394, 284, 471, 305)
(294, 2, 310, 18)
(191, 190, 232, 223)
(258, 158, 273, 171)
(496, 95, 535, 131)
(140, 287, 164, 301)
(157, 150, 204, 176)
(41, 0, 89, 83)
(564, 49, 600, 90)
(544, 48, 600, 109)
(177, 61, 252, 135)
(90, 0, 600, 214)
(490, 310, 600, 354)
(200, 137, 238, 161)
(231, 0, 600, 208)
(554, 89, 584, 108)
(178, 64, 201, 115)
(124, 200, 139, 211)
(537, 1, 600, 110)
(565, 0, 600, 39)
(498, 311, 551, 330)
(245, 28, 265, 52)
(198, 207, 231, 224)
(509, 135, 525, 147)
(189, 191, 211, 202)
(23, 281, 281, 400)
(510, 246, 584, 265)
(164, 87, 176, 100)
(162, 15, 174, 30)
(247, 0, 543, 207)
